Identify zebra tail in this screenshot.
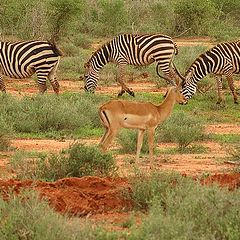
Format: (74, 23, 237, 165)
(174, 42, 178, 56)
(48, 40, 64, 57)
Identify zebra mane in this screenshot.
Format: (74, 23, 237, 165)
(86, 41, 111, 65)
(185, 51, 208, 76)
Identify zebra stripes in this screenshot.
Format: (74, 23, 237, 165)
(84, 33, 180, 96)
(0, 40, 62, 93)
(181, 40, 240, 104)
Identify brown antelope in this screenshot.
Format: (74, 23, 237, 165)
(98, 84, 186, 168)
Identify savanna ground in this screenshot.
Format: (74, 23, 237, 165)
(0, 38, 240, 237)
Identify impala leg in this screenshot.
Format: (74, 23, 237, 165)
(227, 75, 238, 104)
(0, 75, 6, 93)
(100, 127, 118, 152)
(136, 129, 145, 165)
(99, 125, 109, 145)
(117, 64, 134, 97)
(148, 128, 155, 169)
(216, 75, 225, 104)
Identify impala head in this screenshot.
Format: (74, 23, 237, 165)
(83, 62, 99, 93)
(166, 86, 187, 105)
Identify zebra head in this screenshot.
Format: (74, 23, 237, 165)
(181, 70, 197, 103)
(83, 62, 99, 93)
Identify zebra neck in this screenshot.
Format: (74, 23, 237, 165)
(191, 56, 212, 82)
(90, 43, 110, 72)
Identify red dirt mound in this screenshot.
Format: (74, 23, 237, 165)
(0, 173, 239, 217)
(0, 176, 132, 216)
(202, 173, 240, 190)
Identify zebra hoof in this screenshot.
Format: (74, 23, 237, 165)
(117, 90, 125, 97)
(127, 89, 135, 97)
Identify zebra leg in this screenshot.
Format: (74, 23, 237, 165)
(226, 75, 238, 104)
(48, 63, 60, 94)
(36, 71, 48, 94)
(0, 75, 6, 93)
(216, 75, 225, 104)
(117, 64, 134, 97)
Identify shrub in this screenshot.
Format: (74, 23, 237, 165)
(129, 172, 240, 240)
(225, 143, 240, 163)
(117, 129, 149, 154)
(11, 143, 117, 181)
(1, 93, 106, 135)
(158, 111, 204, 151)
(127, 171, 181, 210)
(0, 190, 117, 240)
(174, 0, 218, 36)
(0, 117, 13, 151)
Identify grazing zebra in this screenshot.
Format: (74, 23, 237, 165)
(0, 40, 62, 94)
(181, 40, 240, 104)
(84, 33, 182, 96)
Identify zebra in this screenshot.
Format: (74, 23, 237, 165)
(180, 40, 240, 104)
(0, 40, 62, 94)
(84, 33, 182, 97)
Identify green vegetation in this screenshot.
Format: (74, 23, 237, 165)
(158, 111, 204, 151)
(10, 143, 117, 181)
(225, 143, 240, 163)
(0, 117, 13, 151)
(1, 0, 240, 80)
(0, 190, 118, 240)
(1, 173, 239, 239)
(117, 129, 150, 155)
(128, 172, 240, 240)
(0, 92, 109, 139)
(0, 1, 240, 238)
(1, 0, 239, 41)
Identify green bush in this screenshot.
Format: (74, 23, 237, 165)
(226, 143, 240, 163)
(117, 129, 151, 155)
(158, 111, 204, 151)
(127, 171, 180, 210)
(0, 117, 13, 151)
(129, 172, 240, 240)
(0, 190, 117, 240)
(11, 143, 117, 181)
(174, 0, 218, 36)
(0, 93, 107, 135)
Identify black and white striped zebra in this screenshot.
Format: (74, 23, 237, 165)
(0, 40, 62, 94)
(181, 40, 240, 104)
(84, 33, 181, 96)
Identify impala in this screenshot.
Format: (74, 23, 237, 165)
(98, 84, 186, 168)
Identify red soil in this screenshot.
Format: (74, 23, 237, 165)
(0, 176, 132, 216)
(0, 174, 239, 217)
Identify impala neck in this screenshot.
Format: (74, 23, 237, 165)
(157, 88, 176, 122)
